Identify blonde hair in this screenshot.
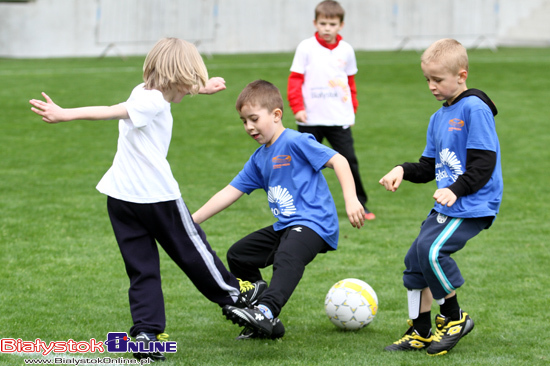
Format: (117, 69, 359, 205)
(236, 80, 284, 114)
(315, 0, 345, 22)
(421, 38, 469, 73)
(143, 38, 208, 95)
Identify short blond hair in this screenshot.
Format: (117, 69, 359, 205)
(315, 0, 345, 22)
(236, 80, 284, 114)
(421, 38, 469, 73)
(143, 38, 208, 95)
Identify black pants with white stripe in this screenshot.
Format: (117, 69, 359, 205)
(107, 196, 240, 337)
(227, 225, 331, 318)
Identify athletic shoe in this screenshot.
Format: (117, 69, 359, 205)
(426, 311, 474, 356)
(384, 320, 432, 351)
(235, 279, 268, 308)
(132, 332, 167, 362)
(223, 305, 273, 337)
(364, 209, 376, 221)
(236, 317, 285, 340)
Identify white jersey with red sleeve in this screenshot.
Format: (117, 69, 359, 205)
(289, 36, 358, 126)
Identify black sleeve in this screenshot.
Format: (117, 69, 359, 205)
(447, 149, 497, 198)
(400, 156, 435, 183)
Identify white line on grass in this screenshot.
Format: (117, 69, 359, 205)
(2, 54, 549, 77)
(0, 62, 290, 76)
(0, 60, 399, 77)
(0, 67, 141, 77)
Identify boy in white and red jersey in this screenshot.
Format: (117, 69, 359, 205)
(287, 0, 375, 220)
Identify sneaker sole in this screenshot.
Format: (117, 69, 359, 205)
(384, 337, 432, 351)
(223, 306, 272, 337)
(385, 342, 431, 351)
(236, 319, 285, 340)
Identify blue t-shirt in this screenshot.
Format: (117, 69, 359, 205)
(230, 129, 340, 249)
(423, 95, 503, 218)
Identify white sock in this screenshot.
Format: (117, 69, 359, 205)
(257, 304, 273, 319)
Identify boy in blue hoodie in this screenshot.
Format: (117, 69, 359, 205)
(380, 38, 503, 356)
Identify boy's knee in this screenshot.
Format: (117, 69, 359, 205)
(415, 242, 432, 264)
(226, 247, 239, 265)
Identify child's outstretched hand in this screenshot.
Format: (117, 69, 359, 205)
(433, 188, 457, 207)
(29, 92, 67, 123)
(379, 166, 404, 192)
(200, 77, 227, 94)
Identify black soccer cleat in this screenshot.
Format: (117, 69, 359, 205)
(426, 311, 474, 356)
(132, 332, 167, 362)
(384, 320, 432, 351)
(223, 305, 273, 337)
(235, 279, 267, 308)
(236, 317, 285, 340)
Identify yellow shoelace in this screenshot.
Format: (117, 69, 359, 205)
(238, 278, 254, 293)
(156, 333, 169, 341)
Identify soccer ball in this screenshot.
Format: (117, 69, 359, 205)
(324, 278, 378, 330)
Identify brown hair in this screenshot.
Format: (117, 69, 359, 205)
(236, 80, 284, 114)
(315, 0, 345, 22)
(421, 38, 469, 73)
(143, 38, 208, 95)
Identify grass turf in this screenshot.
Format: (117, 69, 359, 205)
(1, 47, 549, 365)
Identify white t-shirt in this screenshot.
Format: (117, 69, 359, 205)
(290, 36, 358, 126)
(96, 83, 181, 203)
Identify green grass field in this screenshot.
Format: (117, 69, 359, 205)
(1, 47, 549, 365)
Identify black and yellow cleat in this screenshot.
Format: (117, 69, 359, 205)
(426, 311, 474, 356)
(384, 320, 432, 351)
(132, 332, 168, 362)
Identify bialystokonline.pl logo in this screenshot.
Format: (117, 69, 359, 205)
(1, 332, 177, 364)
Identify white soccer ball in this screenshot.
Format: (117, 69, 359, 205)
(324, 278, 378, 330)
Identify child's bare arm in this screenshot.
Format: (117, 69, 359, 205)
(325, 154, 365, 229)
(379, 166, 405, 192)
(29, 92, 128, 123)
(192, 185, 244, 224)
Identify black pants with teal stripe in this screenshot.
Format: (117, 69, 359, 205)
(403, 210, 493, 300)
(107, 196, 240, 337)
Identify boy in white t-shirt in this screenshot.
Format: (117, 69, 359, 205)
(29, 38, 266, 362)
(288, 0, 375, 220)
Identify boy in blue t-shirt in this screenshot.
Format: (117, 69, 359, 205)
(379, 39, 503, 356)
(193, 80, 365, 338)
